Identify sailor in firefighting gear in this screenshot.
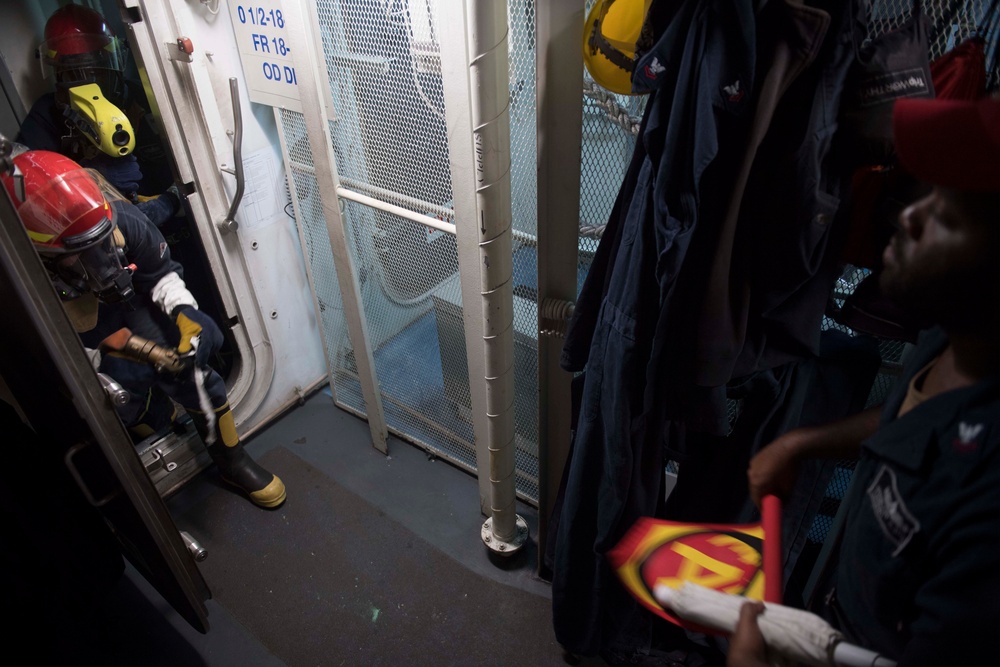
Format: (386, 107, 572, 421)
(17, 3, 180, 228)
(2, 148, 286, 509)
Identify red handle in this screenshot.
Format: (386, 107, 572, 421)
(762, 494, 782, 604)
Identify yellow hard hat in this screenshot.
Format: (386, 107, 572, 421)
(583, 0, 651, 96)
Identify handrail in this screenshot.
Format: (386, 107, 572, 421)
(221, 77, 245, 233)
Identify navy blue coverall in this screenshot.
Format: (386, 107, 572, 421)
(816, 327, 1000, 665)
(551, 0, 862, 656)
(78, 201, 227, 440)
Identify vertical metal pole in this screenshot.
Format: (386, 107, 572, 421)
(536, 0, 584, 570)
(439, 0, 493, 517)
(286, 0, 388, 453)
(441, 0, 526, 555)
(468, 0, 525, 554)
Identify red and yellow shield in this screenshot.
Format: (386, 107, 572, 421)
(607, 518, 766, 627)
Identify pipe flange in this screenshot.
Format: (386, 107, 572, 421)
(481, 514, 529, 556)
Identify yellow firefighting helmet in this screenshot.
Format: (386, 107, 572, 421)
(583, 0, 652, 96)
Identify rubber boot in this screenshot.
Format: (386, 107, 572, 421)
(189, 404, 286, 508)
(207, 440, 287, 509)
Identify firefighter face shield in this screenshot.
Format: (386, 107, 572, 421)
(40, 3, 130, 106)
(39, 29, 133, 159)
(41, 34, 130, 106)
(583, 0, 652, 96)
(5, 156, 137, 309)
(51, 229, 136, 308)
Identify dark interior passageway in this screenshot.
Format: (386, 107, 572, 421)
(61, 391, 607, 667)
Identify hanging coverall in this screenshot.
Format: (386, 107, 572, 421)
(552, 0, 861, 656)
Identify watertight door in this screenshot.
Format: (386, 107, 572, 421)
(0, 188, 211, 633)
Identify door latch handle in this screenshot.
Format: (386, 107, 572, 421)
(64, 441, 122, 507)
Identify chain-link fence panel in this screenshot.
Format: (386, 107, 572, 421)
(507, 0, 542, 502)
(869, 0, 1000, 89)
(578, 76, 645, 288)
(279, 0, 543, 504)
(283, 0, 995, 513)
(280, 109, 368, 418)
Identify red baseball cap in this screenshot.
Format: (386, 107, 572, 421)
(893, 96, 1000, 193)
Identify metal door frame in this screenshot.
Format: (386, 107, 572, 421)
(535, 0, 584, 568)
(0, 181, 211, 633)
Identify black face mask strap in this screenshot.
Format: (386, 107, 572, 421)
(95, 269, 137, 309)
(49, 269, 86, 302)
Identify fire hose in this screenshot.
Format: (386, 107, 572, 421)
(94, 327, 192, 406)
(97, 327, 210, 562)
(99, 327, 188, 375)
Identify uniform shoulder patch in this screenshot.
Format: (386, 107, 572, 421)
(867, 465, 920, 557)
(952, 420, 986, 454)
(717, 76, 750, 116)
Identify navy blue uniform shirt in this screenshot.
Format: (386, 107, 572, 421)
(823, 327, 1000, 665)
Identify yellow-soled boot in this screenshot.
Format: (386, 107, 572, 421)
(210, 443, 287, 508)
(194, 404, 287, 509)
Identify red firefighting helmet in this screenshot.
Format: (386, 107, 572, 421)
(39, 4, 126, 88)
(3, 148, 136, 312)
(2, 149, 115, 255)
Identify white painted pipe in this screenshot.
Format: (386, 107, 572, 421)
(338, 181, 543, 247)
(335, 186, 457, 235)
(467, 0, 520, 546)
(340, 176, 456, 222)
(343, 168, 545, 246)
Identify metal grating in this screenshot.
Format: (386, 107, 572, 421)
(318, 0, 452, 213)
(280, 0, 542, 504)
(341, 200, 478, 472)
(280, 108, 368, 418)
(507, 0, 542, 502)
(315, 0, 475, 477)
(805, 461, 859, 545)
(282, 0, 997, 512)
(577, 76, 645, 288)
(825, 264, 910, 406)
(869, 0, 1000, 89)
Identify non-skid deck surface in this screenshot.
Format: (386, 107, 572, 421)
(178, 446, 567, 667)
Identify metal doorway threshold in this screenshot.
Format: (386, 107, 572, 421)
(137, 424, 211, 500)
